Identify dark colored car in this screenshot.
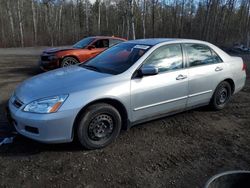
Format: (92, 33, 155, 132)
(39, 36, 126, 70)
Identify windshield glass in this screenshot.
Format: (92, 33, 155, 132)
(81, 43, 152, 74)
(73, 37, 94, 49)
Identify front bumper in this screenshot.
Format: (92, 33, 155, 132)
(39, 60, 59, 71)
(8, 99, 77, 144)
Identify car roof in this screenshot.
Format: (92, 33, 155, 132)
(91, 36, 126, 41)
(126, 38, 206, 46)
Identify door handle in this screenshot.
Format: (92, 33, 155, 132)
(176, 74, 187, 80)
(215, 67, 223, 72)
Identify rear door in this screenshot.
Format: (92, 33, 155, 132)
(131, 44, 189, 122)
(183, 43, 227, 107)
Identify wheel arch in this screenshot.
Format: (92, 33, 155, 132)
(72, 98, 129, 139)
(59, 55, 80, 65)
(223, 78, 235, 94)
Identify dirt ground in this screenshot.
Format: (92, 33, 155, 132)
(0, 47, 250, 188)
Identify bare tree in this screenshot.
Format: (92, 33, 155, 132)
(17, 0, 24, 47)
(98, 0, 101, 35)
(142, 0, 147, 38)
(85, 0, 89, 35)
(131, 0, 136, 39)
(58, 1, 63, 43)
(31, 0, 37, 45)
(6, 1, 15, 46)
(0, 0, 249, 47)
(151, 0, 158, 37)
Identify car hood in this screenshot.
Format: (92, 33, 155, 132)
(43, 46, 75, 54)
(15, 66, 112, 104)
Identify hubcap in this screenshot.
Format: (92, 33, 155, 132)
(88, 114, 114, 141)
(216, 87, 228, 105)
(62, 58, 78, 67)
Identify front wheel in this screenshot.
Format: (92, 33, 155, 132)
(61, 57, 79, 67)
(77, 103, 122, 149)
(210, 81, 232, 110)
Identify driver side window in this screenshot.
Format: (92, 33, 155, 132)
(93, 39, 109, 48)
(143, 44, 183, 73)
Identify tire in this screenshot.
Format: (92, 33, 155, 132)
(210, 81, 232, 110)
(60, 57, 79, 67)
(77, 103, 122, 149)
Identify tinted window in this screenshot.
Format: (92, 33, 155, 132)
(143, 44, 183, 72)
(184, 44, 222, 67)
(73, 37, 94, 49)
(93, 39, 109, 48)
(109, 39, 124, 47)
(81, 43, 151, 74)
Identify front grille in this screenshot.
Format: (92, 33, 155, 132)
(41, 55, 49, 61)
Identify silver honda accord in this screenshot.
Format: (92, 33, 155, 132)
(8, 39, 246, 149)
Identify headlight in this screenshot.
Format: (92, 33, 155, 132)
(23, 95, 68, 113)
(48, 55, 58, 61)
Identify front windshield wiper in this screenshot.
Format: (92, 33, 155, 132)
(81, 64, 102, 72)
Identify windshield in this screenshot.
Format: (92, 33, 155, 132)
(73, 37, 94, 49)
(81, 43, 152, 74)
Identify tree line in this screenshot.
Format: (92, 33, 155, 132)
(0, 0, 249, 48)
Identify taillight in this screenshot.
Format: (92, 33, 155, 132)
(242, 63, 247, 71)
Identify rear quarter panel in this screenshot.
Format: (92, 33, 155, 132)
(227, 56, 246, 94)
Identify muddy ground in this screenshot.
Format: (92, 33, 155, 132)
(0, 48, 249, 188)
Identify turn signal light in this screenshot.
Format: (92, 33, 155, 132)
(49, 102, 62, 113)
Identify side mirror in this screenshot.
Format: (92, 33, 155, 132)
(87, 45, 95, 50)
(138, 65, 159, 77)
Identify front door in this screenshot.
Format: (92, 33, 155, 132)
(131, 44, 189, 122)
(90, 39, 109, 56)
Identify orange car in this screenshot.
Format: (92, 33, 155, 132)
(39, 36, 126, 70)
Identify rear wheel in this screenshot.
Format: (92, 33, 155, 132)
(210, 81, 232, 110)
(77, 103, 122, 149)
(61, 57, 79, 67)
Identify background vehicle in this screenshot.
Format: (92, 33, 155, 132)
(8, 39, 246, 149)
(39, 36, 126, 70)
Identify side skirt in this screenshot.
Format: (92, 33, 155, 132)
(126, 102, 209, 129)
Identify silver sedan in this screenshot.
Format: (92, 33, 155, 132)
(8, 39, 246, 149)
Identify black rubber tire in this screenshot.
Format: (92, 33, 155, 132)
(77, 103, 122, 149)
(210, 81, 232, 110)
(60, 57, 79, 67)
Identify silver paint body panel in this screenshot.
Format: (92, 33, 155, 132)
(8, 39, 246, 143)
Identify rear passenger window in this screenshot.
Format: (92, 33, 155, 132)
(143, 44, 183, 73)
(184, 44, 222, 67)
(109, 39, 124, 47)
